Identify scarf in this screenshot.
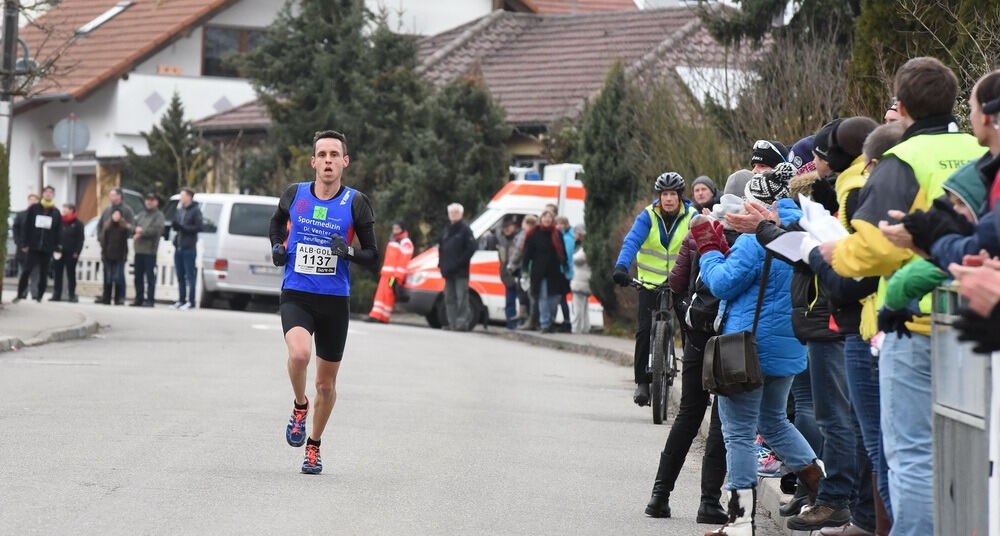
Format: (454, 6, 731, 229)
(61, 211, 77, 224)
(40, 199, 55, 208)
(527, 224, 565, 263)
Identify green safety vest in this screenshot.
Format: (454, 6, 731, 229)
(636, 204, 692, 288)
(876, 132, 984, 315)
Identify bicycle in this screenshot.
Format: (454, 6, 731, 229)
(631, 278, 680, 425)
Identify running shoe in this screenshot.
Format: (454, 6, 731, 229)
(302, 444, 322, 474)
(758, 453, 784, 477)
(286, 399, 309, 447)
(179, 302, 193, 310)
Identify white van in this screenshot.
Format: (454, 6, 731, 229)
(162, 193, 281, 309)
(402, 164, 603, 329)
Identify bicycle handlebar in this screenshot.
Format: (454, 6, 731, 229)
(630, 278, 671, 292)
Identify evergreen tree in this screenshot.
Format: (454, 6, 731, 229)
(577, 63, 638, 315)
(378, 72, 510, 245)
(700, 0, 857, 46)
(123, 93, 211, 199)
(231, 0, 373, 181)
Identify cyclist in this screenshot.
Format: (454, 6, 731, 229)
(612, 172, 695, 406)
(268, 130, 378, 474)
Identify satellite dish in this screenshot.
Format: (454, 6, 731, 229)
(52, 114, 90, 156)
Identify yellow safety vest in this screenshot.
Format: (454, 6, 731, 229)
(635, 204, 692, 288)
(834, 155, 868, 233)
(874, 132, 984, 326)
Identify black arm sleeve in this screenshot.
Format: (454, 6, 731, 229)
(269, 184, 297, 247)
(844, 189, 861, 223)
(349, 191, 378, 267)
(753, 219, 807, 267)
(807, 248, 879, 305)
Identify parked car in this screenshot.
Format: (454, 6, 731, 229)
(163, 193, 281, 310)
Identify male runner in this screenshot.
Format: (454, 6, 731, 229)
(269, 130, 377, 474)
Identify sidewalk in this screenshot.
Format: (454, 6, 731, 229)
(0, 297, 100, 352)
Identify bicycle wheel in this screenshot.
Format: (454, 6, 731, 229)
(651, 319, 668, 424)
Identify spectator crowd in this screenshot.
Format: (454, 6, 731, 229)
(612, 57, 1000, 536)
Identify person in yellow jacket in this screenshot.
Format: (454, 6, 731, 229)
(612, 172, 694, 406)
(367, 223, 414, 323)
(813, 57, 986, 536)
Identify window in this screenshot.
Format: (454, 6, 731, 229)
(229, 203, 275, 237)
(200, 203, 222, 233)
(76, 1, 133, 36)
(202, 26, 265, 77)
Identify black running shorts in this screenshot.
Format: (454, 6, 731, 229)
(279, 290, 350, 362)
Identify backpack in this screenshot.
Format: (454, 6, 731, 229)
(683, 250, 722, 334)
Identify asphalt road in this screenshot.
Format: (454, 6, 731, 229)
(0, 303, 783, 535)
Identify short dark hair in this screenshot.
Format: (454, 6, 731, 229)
(835, 116, 879, 159)
(974, 70, 1000, 113)
(110, 187, 123, 196)
(894, 57, 958, 120)
(863, 121, 905, 161)
(180, 187, 195, 197)
(313, 130, 348, 155)
(42, 185, 55, 193)
(63, 203, 76, 211)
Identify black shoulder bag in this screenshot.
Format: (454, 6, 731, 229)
(702, 253, 771, 396)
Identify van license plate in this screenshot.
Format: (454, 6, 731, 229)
(250, 265, 280, 275)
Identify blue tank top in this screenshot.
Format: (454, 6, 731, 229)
(282, 182, 356, 296)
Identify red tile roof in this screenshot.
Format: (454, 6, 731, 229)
(194, 99, 269, 132)
(519, 0, 637, 14)
(420, 7, 727, 127)
(195, 7, 736, 131)
(21, 0, 236, 100)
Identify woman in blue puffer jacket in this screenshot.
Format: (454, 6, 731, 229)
(693, 165, 824, 536)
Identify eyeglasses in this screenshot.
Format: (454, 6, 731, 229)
(753, 140, 787, 163)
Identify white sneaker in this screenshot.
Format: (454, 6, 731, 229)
(179, 302, 193, 310)
(171, 301, 184, 309)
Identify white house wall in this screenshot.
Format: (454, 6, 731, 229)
(133, 27, 204, 77)
(208, 0, 283, 27)
(366, 0, 492, 35)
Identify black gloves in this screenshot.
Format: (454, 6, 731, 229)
(877, 306, 913, 338)
(811, 175, 839, 214)
(612, 265, 630, 287)
(330, 234, 351, 258)
(954, 305, 1000, 354)
(272, 244, 287, 267)
(903, 200, 974, 252)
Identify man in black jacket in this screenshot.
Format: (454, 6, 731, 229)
(172, 187, 203, 310)
(438, 203, 476, 331)
(12, 193, 40, 299)
(51, 203, 85, 302)
(16, 186, 61, 303)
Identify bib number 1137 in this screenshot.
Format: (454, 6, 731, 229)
(294, 243, 337, 275)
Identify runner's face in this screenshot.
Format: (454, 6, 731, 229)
(312, 138, 349, 184)
(659, 190, 679, 213)
(42, 189, 54, 201)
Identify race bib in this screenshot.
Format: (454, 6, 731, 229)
(294, 243, 337, 275)
(35, 215, 53, 229)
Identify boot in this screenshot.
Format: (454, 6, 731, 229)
(697, 447, 728, 524)
(778, 481, 810, 517)
(644, 452, 674, 518)
(819, 523, 875, 535)
(872, 473, 891, 536)
(633, 383, 651, 406)
(705, 488, 755, 536)
(795, 460, 826, 505)
(787, 504, 852, 531)
(68, 294, 78, 303)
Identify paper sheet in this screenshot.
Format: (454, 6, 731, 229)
(765, 231, 809, 262)
(797, 194, 848, 242)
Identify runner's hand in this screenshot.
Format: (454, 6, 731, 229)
(330, 234, 351, 258)
(272, 244, 287, 266)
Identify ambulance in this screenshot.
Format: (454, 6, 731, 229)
(401, 163, 603, 329)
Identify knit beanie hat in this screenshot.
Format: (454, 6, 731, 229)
(745, 162, 796, 205)
(812, 119, 840, 162)
(749, 140, 789, 169)
(789, 136, 815, 168)
(942, 161, 988, 223)
(723, 169, 754, 198)
(692, 175, 717, 194)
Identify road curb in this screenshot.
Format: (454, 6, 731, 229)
(478, 328, 633, 367)
(757, 476, 812, 536)
(0, 317, 100, 353)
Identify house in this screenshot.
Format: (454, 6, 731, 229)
(11, 0, 638, 216)
(197, 6, 742, 176)
(11, 0, 283, 219)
